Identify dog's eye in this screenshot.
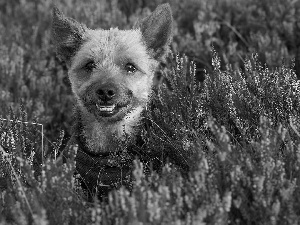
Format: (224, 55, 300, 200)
(125, 63, 137, 74)
(83, 61, 96, 71)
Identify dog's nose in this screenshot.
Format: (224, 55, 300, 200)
(96, 88, 116, 101)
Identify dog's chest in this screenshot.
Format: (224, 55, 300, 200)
(79, 106, 144, 153)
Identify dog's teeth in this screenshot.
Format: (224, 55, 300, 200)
(96, 104, 115, 112)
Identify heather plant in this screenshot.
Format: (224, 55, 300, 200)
(1, 0, 300, 224)
(1, 52, 300, 224)
(170, 0, 299, 75)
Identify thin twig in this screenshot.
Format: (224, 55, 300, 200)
(220, 21, 249, 48)
(147, 118, 188, 165)
(290, 119, 300, 137)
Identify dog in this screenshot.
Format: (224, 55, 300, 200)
(52, 4, 173, 199)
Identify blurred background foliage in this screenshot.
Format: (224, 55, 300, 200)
(1, 0, 300, 141)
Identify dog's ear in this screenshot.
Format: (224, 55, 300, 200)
(51, 7, 87, 65)
(135, 4, 173, 60)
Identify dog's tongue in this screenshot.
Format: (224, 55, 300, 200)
(96, 104, 115, 112)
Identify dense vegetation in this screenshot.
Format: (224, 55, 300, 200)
(1, 0, 300, 224)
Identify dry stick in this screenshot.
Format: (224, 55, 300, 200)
(148, 118, 188, 165)
(220, 21, 249, 48)
(290, 119, 300, 137)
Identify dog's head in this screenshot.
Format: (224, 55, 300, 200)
(52, 4, 173, 123)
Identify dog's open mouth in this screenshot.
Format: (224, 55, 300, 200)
(96, 104, 115, 112)
(95, 102, 130, 118)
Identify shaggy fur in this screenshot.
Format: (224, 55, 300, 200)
(52, 4, 173, 154)
(52, 4, 173, 199)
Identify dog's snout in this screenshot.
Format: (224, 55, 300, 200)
(96, 87, 116, 101)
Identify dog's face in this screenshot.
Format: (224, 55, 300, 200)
(69, 29, 156, 122)
(52, 4, 172, 124)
